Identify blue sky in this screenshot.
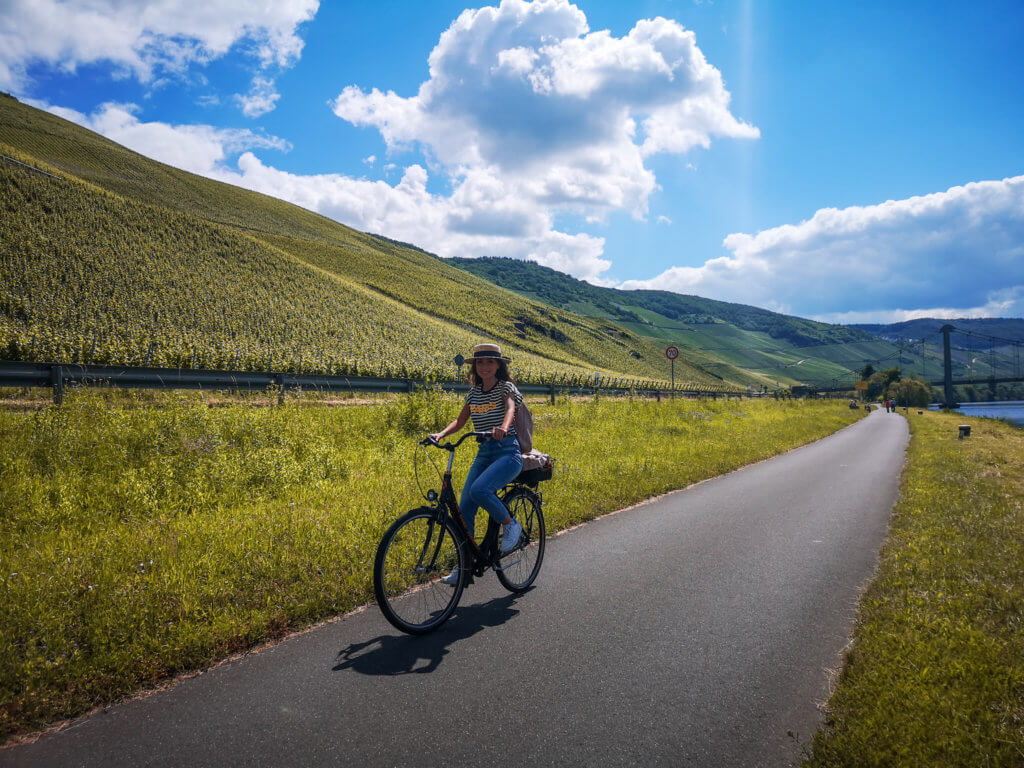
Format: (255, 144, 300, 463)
(3, 0, 1023, 323)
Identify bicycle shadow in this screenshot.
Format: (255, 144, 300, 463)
(333, 594, 521, 676)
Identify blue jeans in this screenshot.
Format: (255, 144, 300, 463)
(459, 436, 523, 537)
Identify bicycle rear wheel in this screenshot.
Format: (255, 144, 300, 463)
(496, 487, 545, 592)
(374, 507, 466, 634)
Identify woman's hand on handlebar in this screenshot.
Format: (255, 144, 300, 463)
(491, 426, 506, 440)
(421, 430, 491, 448)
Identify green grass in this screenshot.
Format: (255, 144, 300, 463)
(0, 155, 476, 377)
(0, 393, 862, 738)
(0, 151, 730, 388)
(448, 256, 983, 386)
(254, 231, 714, 385)
(804, 411, 1024, 766)
(0, 95, 748, 390)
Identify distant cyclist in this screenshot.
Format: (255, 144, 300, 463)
(430, 343, 524, 584)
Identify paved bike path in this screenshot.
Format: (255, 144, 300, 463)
(4, 409, 908, 768)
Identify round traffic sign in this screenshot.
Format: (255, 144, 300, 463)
(665, 346, 679, 360)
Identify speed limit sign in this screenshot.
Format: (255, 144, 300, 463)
(665, 346, 679, 393)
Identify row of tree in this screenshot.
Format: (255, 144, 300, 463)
(855, 364, 1024, 406)
(858, 364, 932, 407)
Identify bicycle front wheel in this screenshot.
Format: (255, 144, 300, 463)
(496, 487, 545, 592)
(373, 508, 466, 634)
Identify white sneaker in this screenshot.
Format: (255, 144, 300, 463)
(440, 566, 460, 586)
(500, 519, 523, 553)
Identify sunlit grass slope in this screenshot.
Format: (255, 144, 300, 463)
(449, 256, 951, 387)
(805, 411, 1024, 766)
(0, 391, 863, 738)
(0, 155, 555, 380)
(0, 94, 754, 388)
(255, 231, 713, 382)
(0, 95, 345, 243)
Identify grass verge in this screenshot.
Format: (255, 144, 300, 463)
(1, 392, 862, 739)
(804, 411, 1024, 766)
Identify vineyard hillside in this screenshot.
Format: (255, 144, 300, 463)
(449, 257, 962, 387)
(0, 94, 764, 388)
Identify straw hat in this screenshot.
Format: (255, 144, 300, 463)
(465, 343, 510, 363)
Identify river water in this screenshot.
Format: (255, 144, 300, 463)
(945, 401, 1024, 428)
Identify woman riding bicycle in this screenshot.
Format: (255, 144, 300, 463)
(429, 343, 524, 583)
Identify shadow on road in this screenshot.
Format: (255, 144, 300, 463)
(333, 594, 521, 676)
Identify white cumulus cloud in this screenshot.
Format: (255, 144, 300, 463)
(0, 0, 318, 115)
(26, 0, 754, 288)
(331, 0, 756, 280)
(29, 99, 613, 283)
(33, 101, 290, 176)
(211, 154, 612, 283)
(621, 176, 1024, 323)
(235, 77, 281, 118)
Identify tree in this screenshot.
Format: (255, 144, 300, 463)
(867, 367, 901, 400)
(886, 377, 931, 407)
(860, 363, 876, 380)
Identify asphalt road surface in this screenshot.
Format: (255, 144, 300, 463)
(4, 408, 909, 768)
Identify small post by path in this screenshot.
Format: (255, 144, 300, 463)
(51, 364, 64, 406)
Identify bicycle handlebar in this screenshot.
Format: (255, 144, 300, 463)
(420, 431, 493, 450)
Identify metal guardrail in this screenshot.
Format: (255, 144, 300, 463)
(0, 361, 749, 405)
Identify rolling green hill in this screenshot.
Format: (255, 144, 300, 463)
(0, 94, 764, 390)
(449, 255, 869, 346)
(450, 257, 1024, 389)
(448, 256, 914, 387)
(853, 318, 1024, 345)
(853, 318, 1024, 392)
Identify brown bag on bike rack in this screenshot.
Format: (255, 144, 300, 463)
(518, 449, 553, 484)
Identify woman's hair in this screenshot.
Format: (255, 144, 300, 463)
(469, 358, 514, 387)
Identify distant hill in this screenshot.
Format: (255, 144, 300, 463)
(852, 317, 1024, 393)
(448, 257, 923, 387)
(450, 256, 871, 347)
(9, 92, 1009, 393)
(852, 318, 1024, 344)
(449, 257, 1024, 387)
(0, 94, 761, 390)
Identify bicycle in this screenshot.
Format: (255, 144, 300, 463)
(373, 431, 549, 635)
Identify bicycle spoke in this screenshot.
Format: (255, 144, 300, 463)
(496, 488, 545, 592)
(374, 510, 464, 634)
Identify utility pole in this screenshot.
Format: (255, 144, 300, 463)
(942, 324, 956, 409)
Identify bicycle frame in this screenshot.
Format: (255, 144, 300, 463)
(425, 432, 510, 580)
(374, 433, 545, 635)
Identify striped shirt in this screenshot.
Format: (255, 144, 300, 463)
(465, 380, 522, 435)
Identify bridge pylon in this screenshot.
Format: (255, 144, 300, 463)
(942, 324, 957, 409)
